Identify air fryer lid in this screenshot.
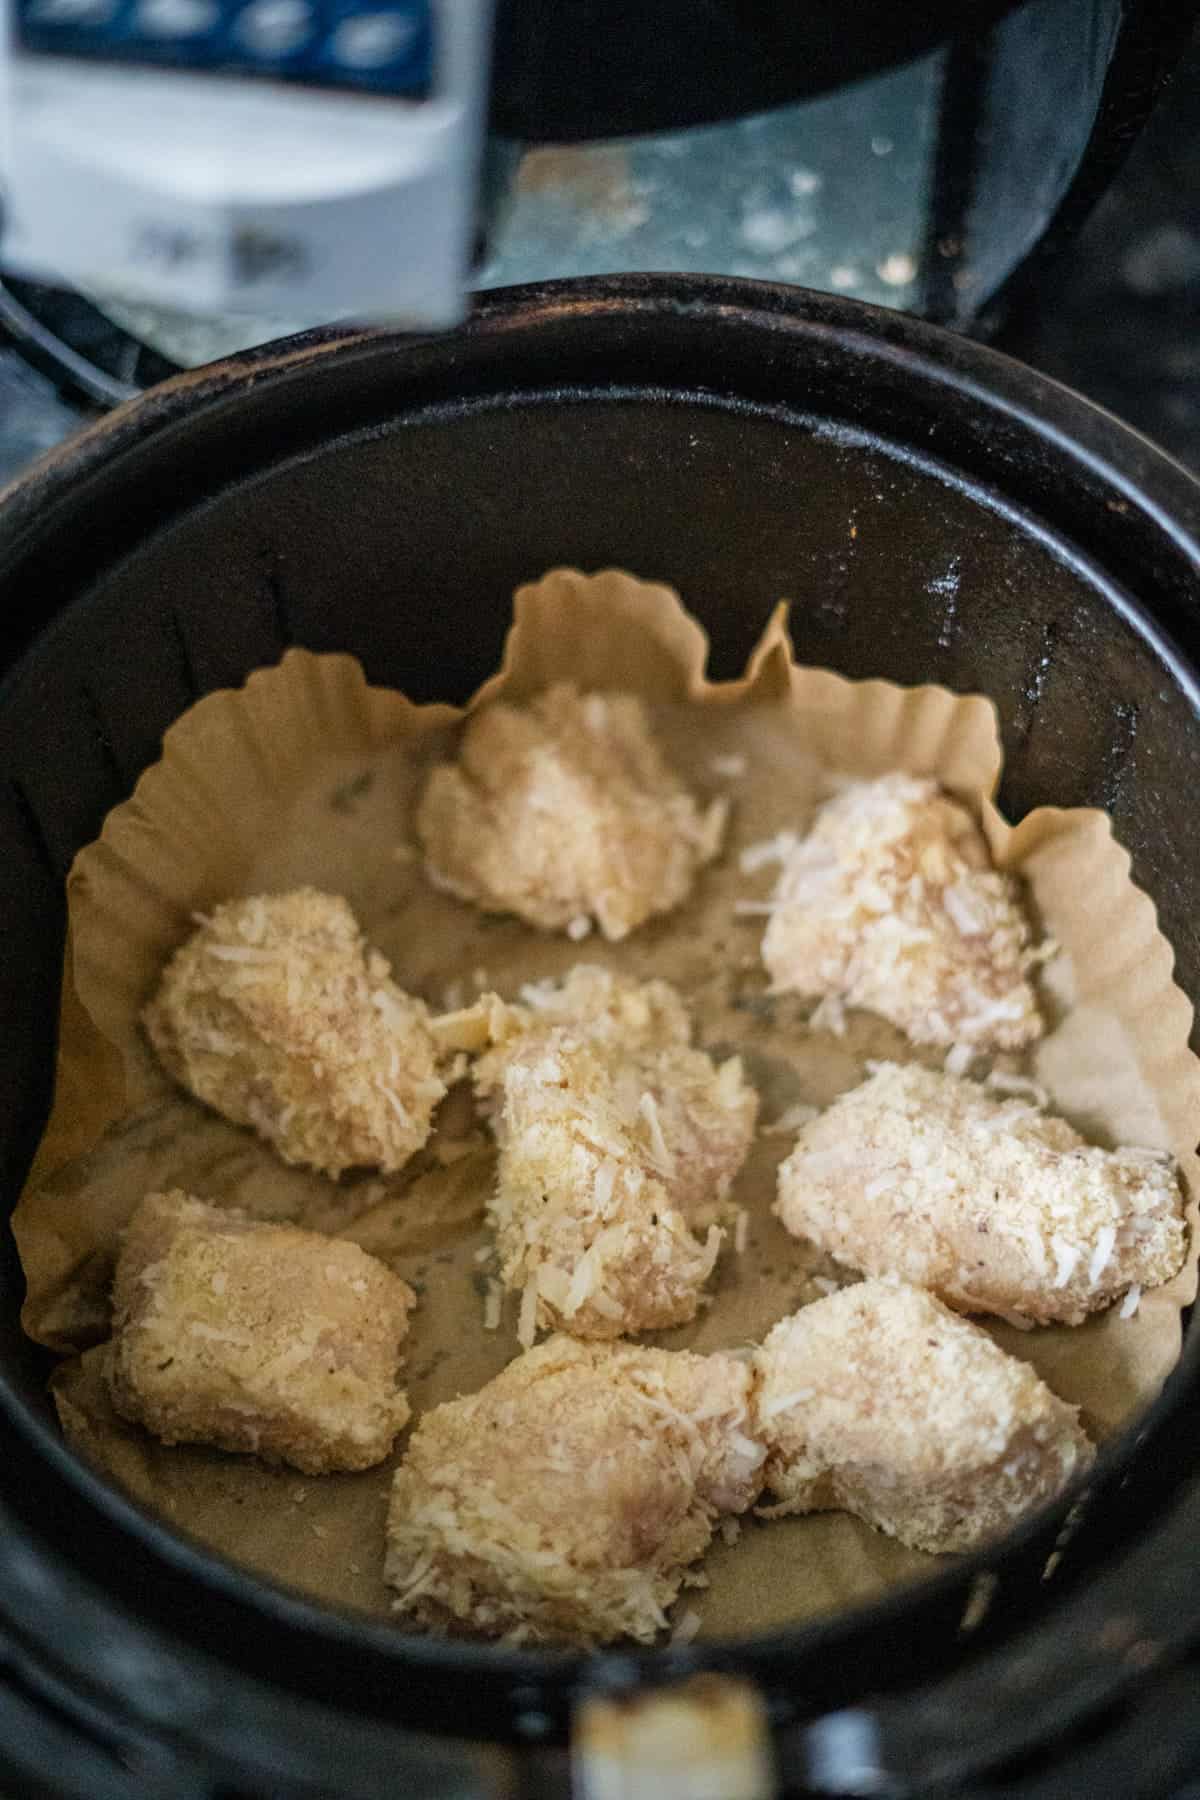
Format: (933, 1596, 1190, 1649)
(0, 278, 1199, 1798)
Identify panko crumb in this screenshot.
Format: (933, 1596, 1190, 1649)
(385, 1336, 765, 1644)
(482, 1279, 504, 1331)
(775, 1061, 1186, 1325)
(468, 968, 757, 1339)
(670, 1608, 703, 1644)
(416, 684, 727, 941)
(754, 1280, 1093, 1553)
(144, 889, 447, 1178)
(755, 774, 1044, 1050)
(106, 1190, 415, 1475)
(761, 1102, 820, 1137)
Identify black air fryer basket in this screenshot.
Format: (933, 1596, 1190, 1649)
(0, 277, 1199, 1800)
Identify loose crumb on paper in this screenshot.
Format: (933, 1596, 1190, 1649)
(670, 1608, 703, 1645)
(762, 1102, 820, 1137)
(710, 753, 749, 780)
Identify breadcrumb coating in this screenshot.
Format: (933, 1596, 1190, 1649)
(468, 968, 757, 1340)
(775, 1061, 1186, 1325)
(755, 1280, 1093, 1553)
(416, 685, 727, 941)
(386, 1336, 765, 1643)
(106, 1190, 414, 1474)
(755, 774, 1042, 1050)
(144, 889, 446, 1178)
(470, 962, 692, 1089)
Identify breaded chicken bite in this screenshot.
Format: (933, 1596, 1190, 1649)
(144, 889, 446, 1178)
(386, 1336, 765, 1643)
(495, 1034, 756, 1341)
(775, 1061, 1185, 1325)
(106, 1191, 414, 1474)
(460, 969, 757, 1341)
(753, 774, 1042, 1050)
(416, 684, 727, 941)
(755, 1280, 1093, 1553)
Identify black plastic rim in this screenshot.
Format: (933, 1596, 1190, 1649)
(1, 276, 1199, 1793)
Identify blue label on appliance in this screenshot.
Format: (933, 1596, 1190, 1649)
(16, 0, 432, 92)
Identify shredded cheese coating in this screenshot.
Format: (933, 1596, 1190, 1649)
(469, 968, 757, 1338)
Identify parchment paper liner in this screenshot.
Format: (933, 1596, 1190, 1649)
(13, 568, 1200, 1637)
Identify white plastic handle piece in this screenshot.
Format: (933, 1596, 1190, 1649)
(0, 0, 493, 327)
(573, 1674, 776, 1800)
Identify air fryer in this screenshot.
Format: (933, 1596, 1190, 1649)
(0, 275, 1199, 1799)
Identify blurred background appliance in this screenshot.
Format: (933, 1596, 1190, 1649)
(0, 0, 1195, 414)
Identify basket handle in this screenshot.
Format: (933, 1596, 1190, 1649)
(572, 1673, 775, 1800)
